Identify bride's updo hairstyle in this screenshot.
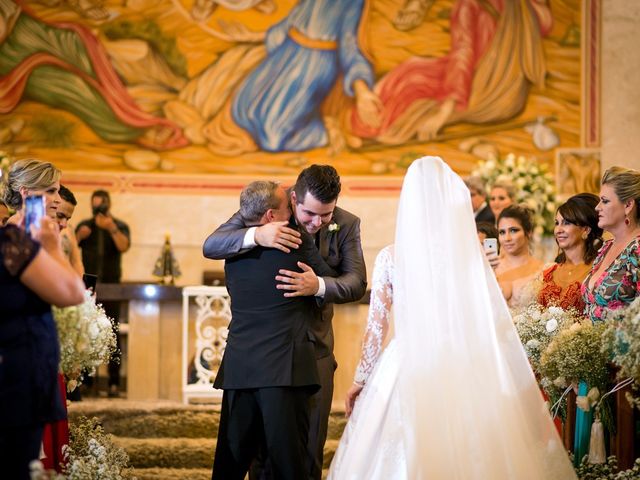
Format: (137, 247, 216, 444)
(0, 158, 61, 211)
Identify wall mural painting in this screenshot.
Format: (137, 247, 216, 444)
(0, 0, 588, 177)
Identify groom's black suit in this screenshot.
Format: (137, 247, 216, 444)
(211, 219, 336, 480)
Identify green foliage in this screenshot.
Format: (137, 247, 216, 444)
(102, 19, 187, 77)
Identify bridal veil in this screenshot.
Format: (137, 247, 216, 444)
(393, 157, 576, 479)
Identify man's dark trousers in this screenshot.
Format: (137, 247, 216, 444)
(212, 386, 312, 480)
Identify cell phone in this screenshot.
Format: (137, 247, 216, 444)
(483, 237, 498, 255)
(24, 194, 45, 236)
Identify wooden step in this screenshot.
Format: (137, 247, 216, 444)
(133, 467, 212, 480)
(112, 437, 215, 469)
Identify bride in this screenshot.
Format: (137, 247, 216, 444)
(328, 157, 576, 479)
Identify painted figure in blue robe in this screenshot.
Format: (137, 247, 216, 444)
(231, 0, 380, 152)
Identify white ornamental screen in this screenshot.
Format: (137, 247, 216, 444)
(181, 286, 231, 404)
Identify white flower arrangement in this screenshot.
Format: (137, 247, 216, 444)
(472, 153, 558, 237)
(328, 222, 340, 233)
(30, 416, 133, 480)
(539, 321, 611, 395)
(53, 290, 117, 392)
(512, 304, 579, 374)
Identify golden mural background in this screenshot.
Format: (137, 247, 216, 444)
(0, 0, 585, 177)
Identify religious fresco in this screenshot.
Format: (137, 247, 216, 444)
(0, 0, 590, 177)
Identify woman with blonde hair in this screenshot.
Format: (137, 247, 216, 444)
(489, 180, 516, 222)
(583, 166, 640, 321)
(0, 159, 84, 478)
(2, 158, 61, 225)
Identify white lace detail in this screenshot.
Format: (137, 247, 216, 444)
(353, 245, 393, 386)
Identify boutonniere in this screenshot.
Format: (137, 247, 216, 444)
(328, 222, 340, 233)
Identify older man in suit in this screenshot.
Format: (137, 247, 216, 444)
(210, 180, 336, 479)
(203, 165, 367, 480)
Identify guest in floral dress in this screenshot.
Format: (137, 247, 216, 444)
(580, 166, 640, 467)
(583, 167, 640, 321)
(537, 193, 602, 456)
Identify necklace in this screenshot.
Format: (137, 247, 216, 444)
(559, 262, 587, 277)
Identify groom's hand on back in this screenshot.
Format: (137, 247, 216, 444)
(276, 262, 319, 297)
(255, 221, 302, 253)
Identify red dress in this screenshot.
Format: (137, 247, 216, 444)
(537, 262, 589, 450)
(41, 374, 69, 472)
(537, 263, 587, 313)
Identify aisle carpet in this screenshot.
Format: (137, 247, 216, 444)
(68, 399, 345, 479)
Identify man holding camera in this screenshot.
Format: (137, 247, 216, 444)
(76, 189, 130, 397)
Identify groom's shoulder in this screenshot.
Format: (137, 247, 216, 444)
(333, 206, 360, 225)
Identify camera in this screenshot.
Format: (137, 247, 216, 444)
(92, 202, 109, 216)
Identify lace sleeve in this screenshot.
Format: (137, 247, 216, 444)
(353, 245, 394, 386)
(1, 225, 40, 277)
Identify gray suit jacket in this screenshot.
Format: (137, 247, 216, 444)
(203, 206, 367, 358)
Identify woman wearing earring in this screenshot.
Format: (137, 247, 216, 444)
(538, 193, 603, 312)
(579, 166, 640, 469)
(495, 205, 543, 310)
(536, 193, 603, 456)
(583, 167, 640, 321)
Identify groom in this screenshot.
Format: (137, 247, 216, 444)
(203, 165, 367, 479)
(211, 180, 336, 479)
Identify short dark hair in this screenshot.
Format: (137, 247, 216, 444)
(59, 184, 77, 206)
(476, 221, 498, 240)
(555, 193, 603, 264)
(293, 165, 341, 205)
(498, 205, 535, 237)
(92, 189, 111, 203)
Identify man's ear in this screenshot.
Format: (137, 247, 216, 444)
(264, 208, 274, 223)
(291, 190, 297, 204)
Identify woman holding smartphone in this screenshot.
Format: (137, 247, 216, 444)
(0, 158, 84, 479)
(495, 205, 543, 310)
(3, 158, 62, 226)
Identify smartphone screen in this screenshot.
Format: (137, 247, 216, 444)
(483, 237, 498, 255)
(24, 195, 45, 236)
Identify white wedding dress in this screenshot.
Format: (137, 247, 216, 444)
(328, 245, 407, 478)
(328, 157, 577, 480)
